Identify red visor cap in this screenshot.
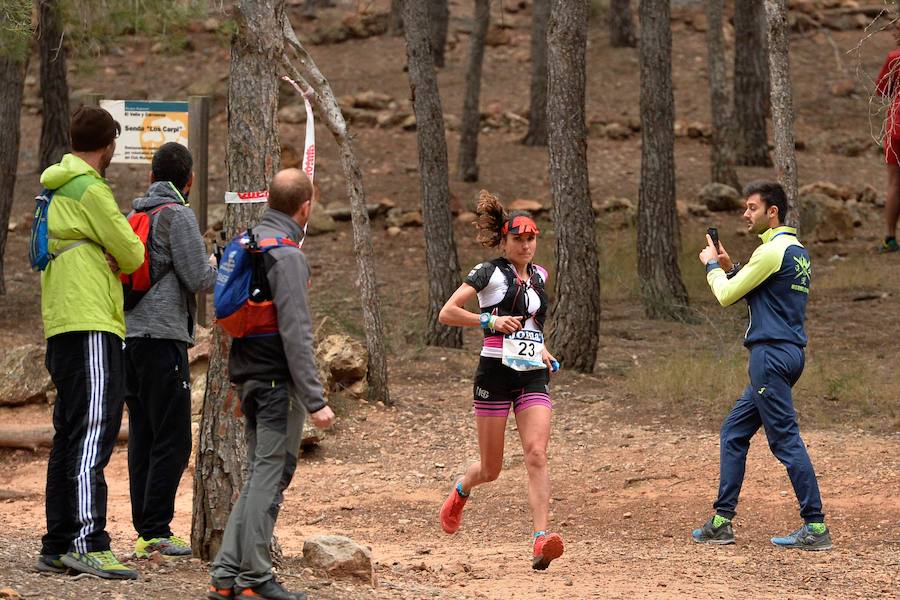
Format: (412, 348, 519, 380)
(501, 215, 540, 236)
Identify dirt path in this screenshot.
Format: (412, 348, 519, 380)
(1, 373, 897, 599)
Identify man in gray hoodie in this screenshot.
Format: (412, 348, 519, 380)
(124, 142, 217, 558)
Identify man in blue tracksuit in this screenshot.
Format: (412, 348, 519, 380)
(692, 181, 832, 551)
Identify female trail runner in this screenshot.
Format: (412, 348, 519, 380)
(437, 190, 563, 570)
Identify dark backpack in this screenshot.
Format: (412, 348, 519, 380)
(120, 203, 176, 311)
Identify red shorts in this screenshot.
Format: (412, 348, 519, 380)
(885, 135, 900, 165)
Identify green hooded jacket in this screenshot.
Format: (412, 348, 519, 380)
(39, 154, 144, 340)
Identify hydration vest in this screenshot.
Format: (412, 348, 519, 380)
(481, 258, 548, 335)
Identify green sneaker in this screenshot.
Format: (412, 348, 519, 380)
(879, 238, 900, 253)
(135, 535, 192, 558)
(691, 515, 735, 545)
(35, 553, 67, 574)
(61, 550, 139, 580)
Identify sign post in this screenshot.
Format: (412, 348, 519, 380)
(188, 96, 211, 326)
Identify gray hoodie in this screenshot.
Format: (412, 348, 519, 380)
(124, 180, 217, 344)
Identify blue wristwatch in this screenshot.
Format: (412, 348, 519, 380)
(479, 312, 491, 329)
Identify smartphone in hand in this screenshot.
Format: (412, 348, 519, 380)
(707, 227, 720, 253)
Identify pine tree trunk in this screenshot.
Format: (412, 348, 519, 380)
(390, 0, 404, 36)
(457, 0, 490, 182)
(734, 0, 772, 167)
(429, 0, 449, 68)
(764, 0, 799, 228)
(546, 0, 600, 373)
(522, 0, 550, 147)
(37, 0, 69, 171)
(638, 0, 691, 321)
(609, 0, 637, 48)
(403, 0, 462, 349)
(192, 0, 284, 561)
(282, 20, 392, 404)
(706, 0, 740, 189)
(0, 55, 27, 296)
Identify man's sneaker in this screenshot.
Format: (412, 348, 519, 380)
(771, 524, 833, 551)
(879, 238, 900, 253)
(208, 577, 235, 600)
(135, 535, 192, 558)
(532, 532, 564, 570)
(691, 516, 735, 545)
(236, 579, 307, 600)
(61, 550, 139, 580)
(35, 554, 67, 574)
(439, 482, 468, 534)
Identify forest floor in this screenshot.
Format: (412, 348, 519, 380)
(1, 1, 899, 598)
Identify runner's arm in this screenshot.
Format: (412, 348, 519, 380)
(169, 208, 217, 293)
(438, 283, 481, 328)
(706, 243, 781, 307)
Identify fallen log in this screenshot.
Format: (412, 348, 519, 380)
(0, 422, 128, 452)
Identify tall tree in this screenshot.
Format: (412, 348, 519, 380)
(638, 0, 690, 321)
(282, 20, 391, 403)
(0, 0, 31, 295)
(192, 0, 284, 561)
(457, 0, 490, 182)
(734, 0, 772, 166)
(429, 0, 449, 68)
(37, 0, 69, 171)
(706, 0, 739, 189)
(402, 0, 462, 348)
(609, 0, 637, 48)
(764, 0, 799, 227)
(522, 0, 550, 146)
(546, 0, 600, 372)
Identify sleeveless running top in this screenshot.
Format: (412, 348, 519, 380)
(464, 258, 549, 358)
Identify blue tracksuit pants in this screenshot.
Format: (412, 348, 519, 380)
(714, 342, 824, 523)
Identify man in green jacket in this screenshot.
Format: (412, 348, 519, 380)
(36, 106, 145, 580)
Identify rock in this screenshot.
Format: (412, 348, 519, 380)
(687, 121, 710, 139)
(857, 184, 879, 205)
(203, 17, 221, 32)
(830, 79, 856, 97)
(508, 198, 545, 214)
(457, 211, 477, 224)
(799, 192, 855, 242)
(687, 203, 711, 217)
(376, 111, 408, 128)
(278, 104, 307, 124)
(386, 226, 402, 237)
(699, 183, 742, 212)
(189, 326, 211, 365)
(316, 334, 368, 385)
(485, 25, 512, 47)
(307, 201, 337, 236)
(443, 113, 462, 131)
(602, 197, 635, 213)
(150, 41, 165, 54)
(689, 13, 708, 32)
(401, 115, 417, 131)
(844, 199, 864, 227)
(798, 181, 848, 202)
(386, 208, 423, 228)
(191, 371, 206, 417)
(0, 345, 53, 406)
(602, 122, 632, 140)
(7, 221, 15, 232)
(0, 588, 22, 599)
(302, 535, 374, 585)
(376, 197, 396, 214)
(827, 133, 874, 157)
(344, 107, 379, 128)
(353, 90, 393, 110)
(301, 418, 325, 449)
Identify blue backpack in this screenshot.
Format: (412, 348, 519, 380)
(213, 229, 298, 338)
(28, 176, 93, 271)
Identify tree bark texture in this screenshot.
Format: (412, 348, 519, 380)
(402, 0, 462, 349)
(428, 0, 449, 68)
(0, 56, 26, 296)
(38, 0, 70, 171)
(283, 20, 391, 404)
(705, 0, 740, 189)
(609, 0, 637, 48)
(638, 0, 691, 321)
(390, 0, 403, 36)
(733, 0, 772, 167)
(764, 0, 799, 228)
(522, 0, 550, 146)
(457, 0, 490, 182)
(192, 0, 284, 561)
(546, 0, 600, 373)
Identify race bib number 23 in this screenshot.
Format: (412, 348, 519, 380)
(502, 330, 546, 372)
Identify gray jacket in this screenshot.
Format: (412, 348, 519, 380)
(227, 208, 326, 413)
(124, 181, 217, 344)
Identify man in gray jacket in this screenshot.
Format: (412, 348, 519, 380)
(208, 169, 334, 600)
(124, 142, 217, 558)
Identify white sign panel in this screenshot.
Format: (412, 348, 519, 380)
(101, 100, 189, 164)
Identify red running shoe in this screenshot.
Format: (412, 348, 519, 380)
(439, 483, 468, 534)
(532, 533, 564, 570)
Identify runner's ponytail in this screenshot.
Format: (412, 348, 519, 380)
(475, 190, 505, 248)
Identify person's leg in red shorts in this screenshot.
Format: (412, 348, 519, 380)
(882, 137, 900, 252)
